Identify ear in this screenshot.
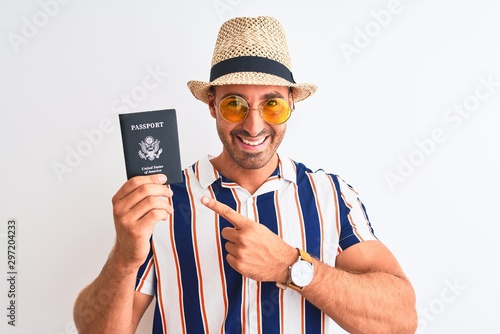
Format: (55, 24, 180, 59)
(208, 93, 217, 119)
(288, 87, 296, 111)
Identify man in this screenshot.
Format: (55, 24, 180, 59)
(73, 16, 417, 333)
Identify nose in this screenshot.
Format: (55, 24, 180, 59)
(241, 107, 266, 137)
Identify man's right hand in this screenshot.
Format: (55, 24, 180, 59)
(111, 174, 173, 271)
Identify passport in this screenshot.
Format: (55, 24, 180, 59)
(118, 109, 183, 184)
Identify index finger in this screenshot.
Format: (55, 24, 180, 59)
(201, 196, 251, 229)
(112, 174, 167, 203)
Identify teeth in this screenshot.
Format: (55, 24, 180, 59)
(241, 137, 265, 146)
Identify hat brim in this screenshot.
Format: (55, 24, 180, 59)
(187, 72, 317, 104)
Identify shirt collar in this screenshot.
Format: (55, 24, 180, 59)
(195, 152, 297, 189)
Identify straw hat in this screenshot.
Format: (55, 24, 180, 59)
(187, 16, 317, 104)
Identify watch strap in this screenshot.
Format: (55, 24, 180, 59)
(297, 248, 313, 264)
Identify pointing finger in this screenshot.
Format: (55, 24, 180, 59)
(201, 196, 251, 229)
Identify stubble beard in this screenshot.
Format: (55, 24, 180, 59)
(217, 126, 285, 170)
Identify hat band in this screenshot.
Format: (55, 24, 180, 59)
(210, 56, 296, 83)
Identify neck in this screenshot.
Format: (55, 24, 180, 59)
(210, 152, 279, 194)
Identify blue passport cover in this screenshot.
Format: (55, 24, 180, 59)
(118, 109, 183, 184)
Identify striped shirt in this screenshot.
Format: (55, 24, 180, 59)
(136, 154, 377, 333)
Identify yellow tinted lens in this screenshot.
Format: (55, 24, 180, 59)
(219, 96, 248, 122)
(262, 98, 291, 124)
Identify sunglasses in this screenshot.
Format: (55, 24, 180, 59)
(215, 95, 293, 125)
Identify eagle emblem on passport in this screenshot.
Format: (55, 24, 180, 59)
(138, 136, 163, 161)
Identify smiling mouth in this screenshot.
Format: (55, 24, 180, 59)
(239, 136, 267, 146)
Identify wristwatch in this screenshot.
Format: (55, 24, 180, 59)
(276, 248, 314, 291)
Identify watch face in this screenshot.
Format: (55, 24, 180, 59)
(291, 260, 314, 287)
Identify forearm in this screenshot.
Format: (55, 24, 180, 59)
(73, 248, 139, 334)
(302, 260, 417, 334)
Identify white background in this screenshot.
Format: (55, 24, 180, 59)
(1, 0, 499, 333)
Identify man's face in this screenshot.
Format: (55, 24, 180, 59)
(209, 84, 292, 170)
